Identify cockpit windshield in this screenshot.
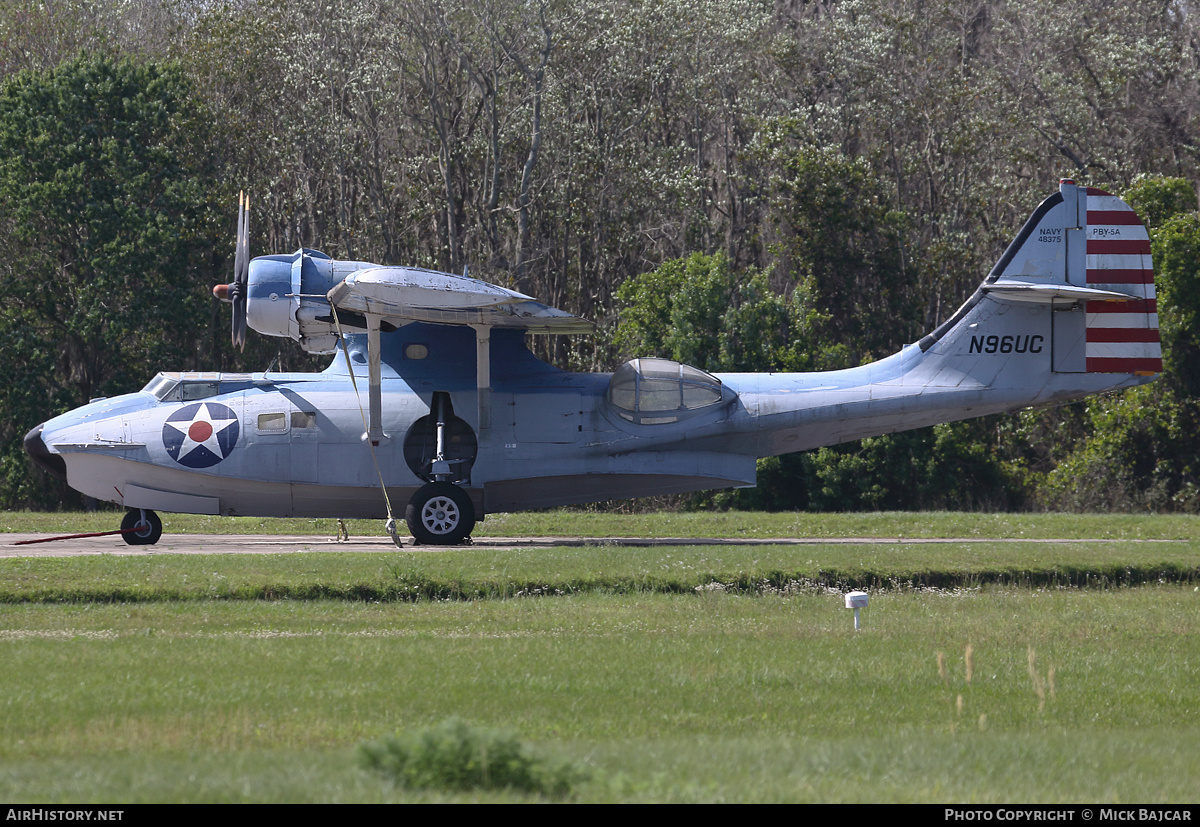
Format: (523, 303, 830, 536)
(607, 358, 726, 424)
(142, 374, 180, 401)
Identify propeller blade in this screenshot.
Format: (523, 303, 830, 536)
(232, 191, 249, 350)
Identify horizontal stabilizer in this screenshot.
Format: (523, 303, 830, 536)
(983, 279, 1144, 302)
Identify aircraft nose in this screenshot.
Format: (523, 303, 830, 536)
(24, 423, 67, 482)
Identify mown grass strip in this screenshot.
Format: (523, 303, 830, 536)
(2, 543, 1198, 604)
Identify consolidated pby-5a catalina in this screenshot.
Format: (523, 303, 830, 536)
(25, 180, 1162, 545)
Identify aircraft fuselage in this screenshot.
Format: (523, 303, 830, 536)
(31, 306, 1150, 523)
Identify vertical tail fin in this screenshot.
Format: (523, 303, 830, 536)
(928, 179, 1162, 378)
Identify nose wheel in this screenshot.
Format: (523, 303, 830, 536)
(405, 482, 475, 545)
(120, 509, 162, 546)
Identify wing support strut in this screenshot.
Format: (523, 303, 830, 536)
(366, 315, 389, 446)
(472, 324, 491, 431)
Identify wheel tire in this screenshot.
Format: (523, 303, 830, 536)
(121, 509, 162, 546)
(405, 482, 475, 545)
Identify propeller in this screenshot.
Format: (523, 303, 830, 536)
(212, 192, 250, 350)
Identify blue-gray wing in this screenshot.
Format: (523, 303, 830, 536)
(327, 267, 594, 334)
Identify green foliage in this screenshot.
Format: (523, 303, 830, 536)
(0, 56, 225, 507)
(614, 231, 1021, 513)
(728, 420, 1024, 512)
(1124, 176, 1199, 231)
(613, 252, 812, 372)
(1150, 212, 1200, 398)
(1039, 386, 1200, 512)
(809, 422, 1023, 512)
(1124, 176, 1200, 397)
(759, 137, 920, 367)
(358, 717, 585, 797)
(0, 56, 222, 401)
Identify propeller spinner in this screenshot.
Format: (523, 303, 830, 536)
(212, 192, 250, 350)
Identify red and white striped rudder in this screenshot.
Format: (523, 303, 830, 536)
(1084, 188, 1162, 375)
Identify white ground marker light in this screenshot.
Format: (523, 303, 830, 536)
(845, 590, 868, 630)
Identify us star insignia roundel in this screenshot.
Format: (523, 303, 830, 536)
(162, 402, 240, 468)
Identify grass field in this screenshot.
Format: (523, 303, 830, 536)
(2, 511, 1199, 803)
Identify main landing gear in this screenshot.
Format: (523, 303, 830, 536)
(399, 392, 478, 546)
(121, 508, 162, 546)
(405, 482, 475, 545)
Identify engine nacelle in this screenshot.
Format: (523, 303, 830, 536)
(246, 249, 376, 354)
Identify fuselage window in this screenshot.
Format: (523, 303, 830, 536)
(606, 358, 725, 424)
(257, 412, 287, 432)
(291, 411, 317, 429)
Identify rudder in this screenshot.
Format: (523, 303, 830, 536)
(1081, 187, 1161, 374)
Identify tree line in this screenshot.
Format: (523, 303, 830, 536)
(1, 0, 1198, 512)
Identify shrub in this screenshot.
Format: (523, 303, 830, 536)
(357, 717, 585, 797)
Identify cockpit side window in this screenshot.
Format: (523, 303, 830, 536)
(606, 358, 726, 424)
(179, 382, 220, 401)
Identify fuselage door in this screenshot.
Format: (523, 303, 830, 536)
(288, 403, 321, 484)
(240, 392, 291, 481)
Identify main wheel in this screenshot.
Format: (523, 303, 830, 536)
(121, 509, 162, 546)
(405, 482, 475, 545)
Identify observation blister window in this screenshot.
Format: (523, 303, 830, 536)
(606, 358, 726, 424)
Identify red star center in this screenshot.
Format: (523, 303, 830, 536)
(189, 421, 214, 442)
